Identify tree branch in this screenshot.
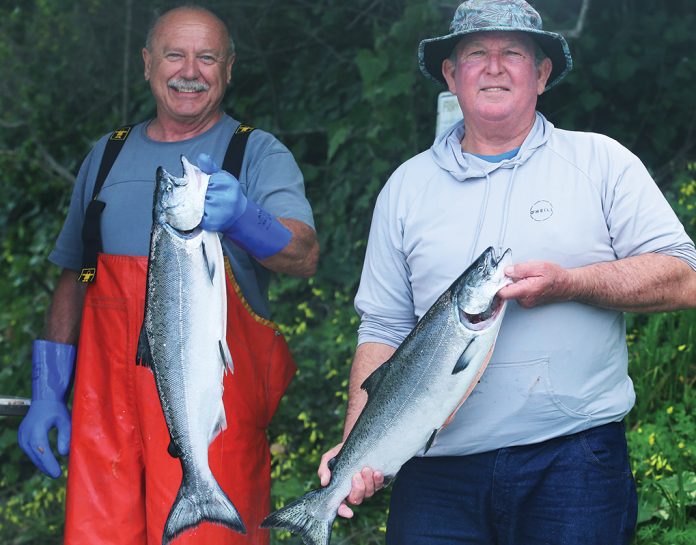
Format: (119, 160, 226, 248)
(121, 0, 133, 125)
(34, 141, 75, 185)
(0, 119, 26, 129)
(558, 0, 592, 39)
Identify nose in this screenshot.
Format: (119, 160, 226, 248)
(180, 54, 200, 79)
(485, 51, 503, 74)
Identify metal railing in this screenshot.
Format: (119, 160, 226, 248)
(0, 396, 30, 417)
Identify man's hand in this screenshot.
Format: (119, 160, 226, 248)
(18, 340, 75, 478)
(18, 400, 71, 478)
(499, 255, 696, 312)
(317, 443, 385, 518)
(196, 153, 292, 260)
(197, 153, 248, 233)
(498, 261, 572, 308)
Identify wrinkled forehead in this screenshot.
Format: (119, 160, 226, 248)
(455, 31, 537, 53)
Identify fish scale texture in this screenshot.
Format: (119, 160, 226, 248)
(263, 248, 511, 544)
(141, 162, 245, 542)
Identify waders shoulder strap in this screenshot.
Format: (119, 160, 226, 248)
(79, 126, 133, 283)
(222, 123, 255, 179)
(78, 121, 254, 284)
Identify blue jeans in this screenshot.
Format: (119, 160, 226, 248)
(386, 422, 637, 545)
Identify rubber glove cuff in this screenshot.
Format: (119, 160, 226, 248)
(31, 340, 75, 401)
(223, 200, 293, 260)
(198, 154, 292, 260)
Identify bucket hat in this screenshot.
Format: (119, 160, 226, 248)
(419, 0, 572, 91)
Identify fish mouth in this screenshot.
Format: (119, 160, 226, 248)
(155, 156, 208, 232)
(460, 294, 504, 331)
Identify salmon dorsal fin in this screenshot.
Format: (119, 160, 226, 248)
(167, 439, 181, 458)
(360, 359, 393, 396)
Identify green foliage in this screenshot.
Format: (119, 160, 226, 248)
(0, 475, 65, 545)
(624, 173, 696, 544)
(537, 0, 696, 186)
(0, 1, 695, 544)
(628, 403, 695, 528)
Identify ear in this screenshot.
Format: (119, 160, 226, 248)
(142, 48, 152, 81)
(225, 53, 236, 85)
(442, 57, 458, 95)
(536, 57, 553, 94)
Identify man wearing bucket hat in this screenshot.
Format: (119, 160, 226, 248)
(318, 0, 696, 543)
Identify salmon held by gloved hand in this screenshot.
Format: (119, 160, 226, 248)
(136, 156, 246, 544)
(262, 246, 512, 545)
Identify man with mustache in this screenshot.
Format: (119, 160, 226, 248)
(18, 5, 318, 545)
(318, 1, 696, 544)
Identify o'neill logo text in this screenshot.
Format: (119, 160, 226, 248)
(530, 200, 553, 221)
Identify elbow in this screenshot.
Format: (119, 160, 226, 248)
(298, 239, 320, 278)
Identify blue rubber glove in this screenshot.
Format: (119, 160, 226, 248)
(18, 340, 75, 478)
(197, 153, 292, 260)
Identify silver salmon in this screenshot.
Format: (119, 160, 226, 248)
(262, 247, 512, 545)
(136, 156, 246, 544)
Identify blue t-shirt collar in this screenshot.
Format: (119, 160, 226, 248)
(471, 147, 521, 163)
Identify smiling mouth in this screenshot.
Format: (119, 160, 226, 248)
(481, 87, 509, 92)
(167, 79, 210, 94)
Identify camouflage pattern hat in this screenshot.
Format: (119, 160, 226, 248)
(419, 0, 572, 91)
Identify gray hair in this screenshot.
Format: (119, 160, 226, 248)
(145, 4, 235, 57)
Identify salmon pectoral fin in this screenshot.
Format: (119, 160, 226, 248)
(202, 238, 216, 284)
(135, 321, 153, 369)
(218, 340, 234, 374)
(452, 338, 475, 374)
(443, 343, 496, 428)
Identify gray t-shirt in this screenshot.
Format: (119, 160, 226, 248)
(50, 114, 315, 318)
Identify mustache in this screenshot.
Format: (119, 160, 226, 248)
(167, 78, 210, 92)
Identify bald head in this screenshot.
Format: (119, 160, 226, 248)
(145, 5, 235, 58)
(141, 4, 236, 139)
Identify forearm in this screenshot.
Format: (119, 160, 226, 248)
(44, 269, 87, 344)
(258, 218, 319, 277)
(342, 342, 396, 440)
(568, 253, 696, 312)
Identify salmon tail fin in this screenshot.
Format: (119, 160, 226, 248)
(261, 489, 333, 545)
(162, 476, 246, 545)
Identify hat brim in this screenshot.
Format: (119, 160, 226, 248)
(418, 28, 572, 91)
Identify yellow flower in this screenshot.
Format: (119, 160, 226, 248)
(648, 433, 655, 446)
(667, 406, 674, 415)
(677, 344, 687, 352)
(678, 441, 685, 449)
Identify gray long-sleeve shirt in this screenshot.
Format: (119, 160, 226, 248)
(355, 113, 696, 455)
